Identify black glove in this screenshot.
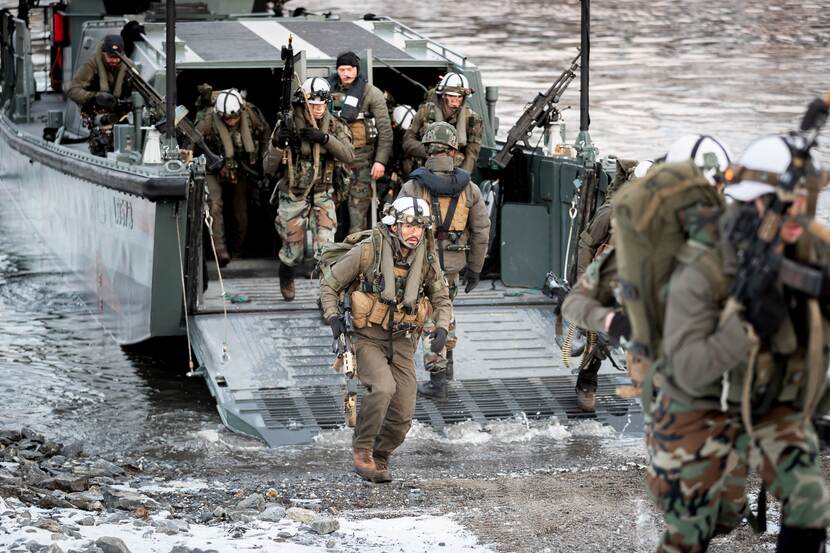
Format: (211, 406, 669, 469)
(744, 288, 787, 341)
(429, 328, 448, 353)
(273, 126, 290, 148)
(328, 316, 346, 341)
(606, 310, 631, 348)
(94, 92, 116, 110)
(299, 127, 329, 144)
(463, 271, 480, 294)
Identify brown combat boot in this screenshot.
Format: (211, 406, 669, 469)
(575, 359, 599, 413)
(279, 264, 295, 301)
(352, 448, 379, 482)
(372, 452, 393, 483)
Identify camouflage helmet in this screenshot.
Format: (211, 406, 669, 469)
(421, 121, 458, 150)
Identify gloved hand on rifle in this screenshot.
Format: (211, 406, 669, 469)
(604, 310, 631, 348)
(299, 127, 329, 144)
(327, 316, 347, 341)
(743, 287, 787, 341)
(463, 271, 480, 294)
(273, 125, 291, 148)
(429, 327, 448, 353)
(94, 92, 116, 110)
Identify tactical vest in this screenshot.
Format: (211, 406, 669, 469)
(209, 107, 258, 165)
(331, 88, 377, 150)
(347, 230, 442, 333)
(422, 188, 469, 233)
(282, 112, 342, 197)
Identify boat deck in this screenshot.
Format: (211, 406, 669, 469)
(191, 258, 641, 446)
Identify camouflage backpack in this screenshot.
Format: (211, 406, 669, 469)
(612, 160, 725, 361)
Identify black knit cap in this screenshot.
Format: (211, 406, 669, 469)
(102, 34, 125, 55)
(336, 51, 360, 69)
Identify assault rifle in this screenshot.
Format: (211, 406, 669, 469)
(493, 50, 581, 169)
(115, 51, 223, 171)
(728, 94, 830, 308)
(332, 293, 358, 427)
(273, 35, 295, 151)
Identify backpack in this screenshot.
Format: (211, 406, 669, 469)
(612, 160, 725, 360)
(317, 229, 379, 292)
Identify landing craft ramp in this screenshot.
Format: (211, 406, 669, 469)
(191, 260, 641, 446)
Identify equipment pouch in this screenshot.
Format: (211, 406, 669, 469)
(350, 290, 375, 329)
(350, 121, 367, 149)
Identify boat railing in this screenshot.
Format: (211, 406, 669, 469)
(368, 16, 467, 68)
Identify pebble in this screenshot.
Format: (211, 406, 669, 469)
(76, 515, 96, 526)
(310, 516, 340, 535)
(235, 492, 265, 512)
(286, 507, 315, 524)
(259, 505, 286, 522)
(95, 536, 132, 553)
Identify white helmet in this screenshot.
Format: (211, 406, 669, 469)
(300, 77, 331, 105)
(665, 134, 732, 185)
(214, 89, 244, 117)
(392, 105, 415, 130)
(437, 72, 472, 97)
(381, 196, 431, 226)
(724, 134, 819, 202)
(633, 159, 654, 178)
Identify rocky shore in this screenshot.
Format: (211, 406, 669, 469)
(1, 425, 826, 553)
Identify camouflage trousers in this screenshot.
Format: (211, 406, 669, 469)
(348, 150, 377, 234)
(647, 394, 830, 553)
(422, 273, 458, 374)
(275, 189, 336, 268)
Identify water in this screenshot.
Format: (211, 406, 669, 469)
(1, 1, 828, 464)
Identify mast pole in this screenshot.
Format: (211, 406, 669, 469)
(165, 0, 176, 148)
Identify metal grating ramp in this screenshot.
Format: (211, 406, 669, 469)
(192, 277, 639, 446)
(247, 375, 641, 444)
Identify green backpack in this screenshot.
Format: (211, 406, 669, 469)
(316, 229, 379, 292)
(612, 160, 724, 360)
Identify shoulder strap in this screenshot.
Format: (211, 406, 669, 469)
(441, 195, 462, 232)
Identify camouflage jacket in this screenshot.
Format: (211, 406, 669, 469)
(264, 108, 354, 196)
(562, 246, 618, 334)
(402, 102, 483, 174)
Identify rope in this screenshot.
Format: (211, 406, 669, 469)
(175, 204, 196, 377)
(203, 178, 230, 363)
(562, 196, 578, 282)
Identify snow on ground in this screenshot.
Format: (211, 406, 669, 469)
(0, 500, 494, 553)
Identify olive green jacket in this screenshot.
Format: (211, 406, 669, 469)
(331, 80, 393, 167)
(66, 45, 135, 106)
(398, 162, 491, 276)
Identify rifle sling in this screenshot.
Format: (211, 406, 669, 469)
(430, 196, 446, 270)
(431, 192, 462, 271)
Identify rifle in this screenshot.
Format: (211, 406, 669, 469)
(332, 293, 358, 427)
(493, 51, 581, 169)
(115, 51, 223, 172)
(727, 94, 830, 308)
(273, 35, 296, 153)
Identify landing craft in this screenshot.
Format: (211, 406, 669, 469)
(0, 0, 639, 445)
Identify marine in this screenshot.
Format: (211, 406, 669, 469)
(646, 134, 830, 552)
(265, 77, 355, 301)
(398, 122, 491, 400)
(319, 197, 452, 482)
(329, 52, 394, 232)
(403, 73, 483, 174)
(196, 89, 270, 266)
(66, 34, 133, 114)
